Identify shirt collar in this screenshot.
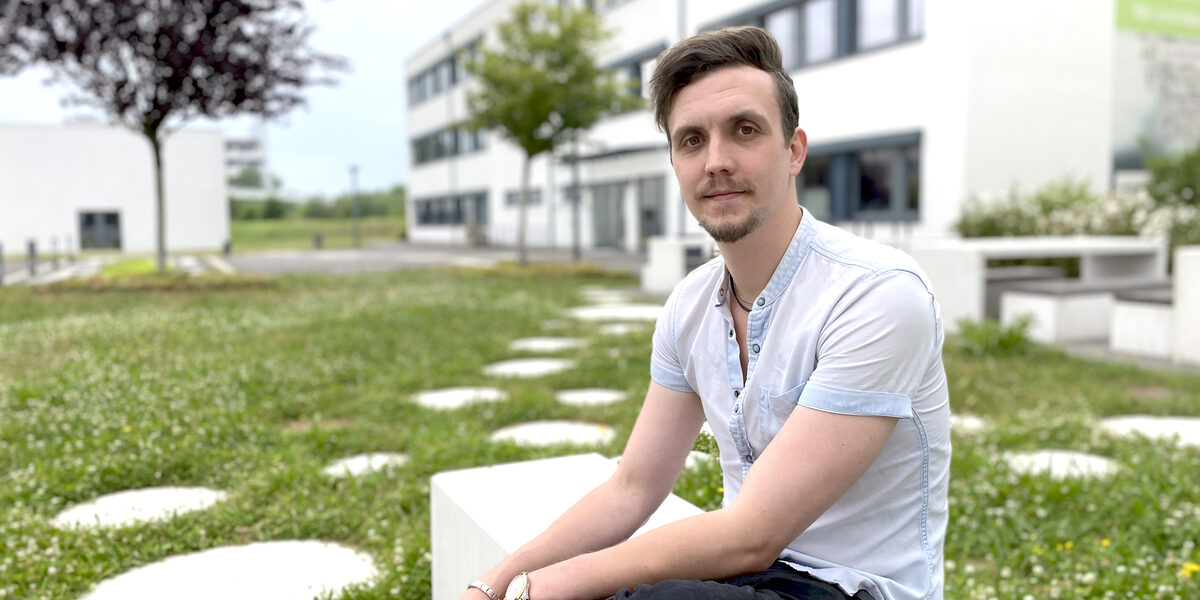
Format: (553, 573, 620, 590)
(710, 208, 816, 311)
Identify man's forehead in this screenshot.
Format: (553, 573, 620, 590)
(668, 65, 777, 133)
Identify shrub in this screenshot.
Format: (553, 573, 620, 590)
(1146, 142, 1200, 209)
(954, 316, 1032, 357)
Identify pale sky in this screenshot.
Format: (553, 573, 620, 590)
(0, 0, 489, 198)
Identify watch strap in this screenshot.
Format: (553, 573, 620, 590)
(468, 580, 500, 600)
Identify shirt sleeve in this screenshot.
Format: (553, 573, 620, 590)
(798, 269, 941, 419)
(649, 285, 694, 393)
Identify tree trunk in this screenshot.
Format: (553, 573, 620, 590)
(519, 155, 531, 267)
(150, 135, 166, 274)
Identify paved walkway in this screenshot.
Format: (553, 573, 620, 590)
(224, 242, 645, 277)
(0, 242, 644, 286)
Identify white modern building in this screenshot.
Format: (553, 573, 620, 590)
(0, 122, 230, 256)
(406, 0, 1200, 252)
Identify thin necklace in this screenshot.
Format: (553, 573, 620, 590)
(727, 272, 753, 312)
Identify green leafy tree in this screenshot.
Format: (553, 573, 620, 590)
(229, 166, 266, 189)
(0, 0, 344, 272)
(465, 0, 638, 265)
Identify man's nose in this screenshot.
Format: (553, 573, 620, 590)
(705, 135, 734, 175)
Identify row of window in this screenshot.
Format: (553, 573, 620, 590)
(415, 191, 489, 226)
(799, 135, 920, 222)
(729, 0, 923, 70)
(505, 189, 544, 207)
(412, 126, 488, 165)
(408, 39, 480, 107)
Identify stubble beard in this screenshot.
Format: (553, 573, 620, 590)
(694, 179, 764, 244)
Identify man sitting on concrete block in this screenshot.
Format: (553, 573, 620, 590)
(461, 26, 950, 600)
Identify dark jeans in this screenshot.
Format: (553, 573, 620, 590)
(606, 561, 875, 600)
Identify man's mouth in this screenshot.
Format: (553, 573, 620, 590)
(704, 189, 746, 201)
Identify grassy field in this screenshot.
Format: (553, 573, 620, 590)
(230, 217, 405, 252)
(1, 269, 1198, 599)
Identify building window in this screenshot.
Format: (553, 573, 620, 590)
(804, 0, 838, 64)
(857, 0, 900, 50)
(412, 125, 487, 166)
(505, 189, 543, 207)
(765, 6, 801, 70)
(415, 191, 488, 225)
(608, 44, 667, 101)
(797, 133, 920, 222)
(906, 0, 924, 37)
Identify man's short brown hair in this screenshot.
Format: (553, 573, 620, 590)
(650, 26, 799, 146)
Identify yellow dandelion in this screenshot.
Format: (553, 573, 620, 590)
(1033, 545, 1044, 556)
(716, 487, 724, 493)
(1180, 561, 1200, 579)
(1064, 541, 1074, 551)
(1100, 538, 1110, 547)
(122, 425, 132, 433)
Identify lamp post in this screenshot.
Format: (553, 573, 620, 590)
(349, 164, 361, 249)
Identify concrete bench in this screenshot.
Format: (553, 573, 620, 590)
(984, 265, 1066, 320)
(430, 453, 704, 600)
(1110, 288, 1174, 359)
(641, 235, 717, 295)
(910, 236, 1168, 333)
(1000, 277, 1170, 344)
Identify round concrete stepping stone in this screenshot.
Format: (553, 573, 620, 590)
(1004, 450, 1119, 479)
(483, 358, 575, 378)
(412, 386, 509, 410)
(568, 304, 662, 322)
(491, 421, 616, 447)
(52, 487, 228, 529)
(950, 414, 988, 434)
(323, 453, 409, 477)
(1098, 415, 1200, 448)
(597, 322, 649, 336)
(509, 337, 587, 353)
(555, 388, 628, 407)
(80, 540, 377, 600)
(686, 450, 716, 469)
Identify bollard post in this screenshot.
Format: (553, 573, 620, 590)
(27, 239, 37, 276)
(223, 240, 231, 256)
(313, 232, 323, 250)
(51, 236, 60, 270)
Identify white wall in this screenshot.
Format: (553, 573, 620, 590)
(0, 123, 229, 255)
(963, 0, 1114, 197)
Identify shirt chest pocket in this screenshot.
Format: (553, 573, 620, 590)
(757, 382, 806, 441)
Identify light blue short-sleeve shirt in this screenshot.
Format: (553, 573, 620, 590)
(651, 211, 951, 600)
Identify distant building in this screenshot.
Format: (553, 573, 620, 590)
(405, 0, 1200, 251)
(0, 122, 230, 255)
(225, 124, 274, 200)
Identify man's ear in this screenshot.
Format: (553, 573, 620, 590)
(788, 127, 808, 177)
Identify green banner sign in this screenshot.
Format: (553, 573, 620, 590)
(1117, 0, 1200, 38)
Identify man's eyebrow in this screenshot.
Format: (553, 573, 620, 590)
(728, 110, 770, 128)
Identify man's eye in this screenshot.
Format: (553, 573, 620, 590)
(738, 125, 755, 135)
(682, 136, 700, 147)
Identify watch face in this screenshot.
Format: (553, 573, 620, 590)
(505, 573, 527, 600)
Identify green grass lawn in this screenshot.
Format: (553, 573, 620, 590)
(230, 217, 405, 252)
(1, 269, 1198, 599)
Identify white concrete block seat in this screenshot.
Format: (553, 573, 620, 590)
(999, 277, 1170, 344)
(1110, 288, 1173, 360)
(983, 265, 1066, 320)
(430, 453, 703, 600)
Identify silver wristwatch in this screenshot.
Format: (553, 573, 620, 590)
(504, 572, 531, 600)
